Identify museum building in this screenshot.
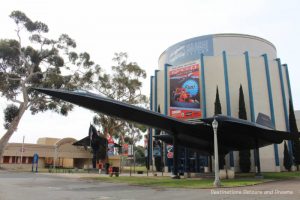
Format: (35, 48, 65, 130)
(149, 33, 294, 172)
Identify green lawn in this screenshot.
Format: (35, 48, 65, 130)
(262, 171, 300, 180)
(90, 171, 300, 189)
(121, 166, 148, 173)
(92, 176, 265, 189)
(236, 171, 300, 180)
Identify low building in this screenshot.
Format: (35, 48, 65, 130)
(0, 137, 92, 170)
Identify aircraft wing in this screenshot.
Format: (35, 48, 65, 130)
(34, 88, 212, 138)
(201, 116, 299, 151)
(35, 88, 299, 154)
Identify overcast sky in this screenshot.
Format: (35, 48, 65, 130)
(1, 0, 300, 144)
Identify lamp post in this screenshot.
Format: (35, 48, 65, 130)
(53, 145, 57, 171)
(212, 118, 221, 187)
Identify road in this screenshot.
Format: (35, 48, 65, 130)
(0, 171, 300, 200)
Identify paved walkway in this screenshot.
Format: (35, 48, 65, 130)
(0, 170, 300, 200)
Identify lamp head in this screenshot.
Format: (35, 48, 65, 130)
(212, 118, 218, 129)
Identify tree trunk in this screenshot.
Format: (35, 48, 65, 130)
(0, 103, 27, 159)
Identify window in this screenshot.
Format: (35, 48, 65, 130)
(11, 156, 16, 163)
(3, 156, 10, 163)
(28, 157, 33, 164)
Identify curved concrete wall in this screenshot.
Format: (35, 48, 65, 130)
(152, 34, 293, 172)
(158, 34, 277, 69)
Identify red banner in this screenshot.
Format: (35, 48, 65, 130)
(170, 108, 201, 119)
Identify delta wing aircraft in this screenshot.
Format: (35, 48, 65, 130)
(34, 88, 299, 176)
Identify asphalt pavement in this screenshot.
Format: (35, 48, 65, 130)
(0, 170, 300, 200)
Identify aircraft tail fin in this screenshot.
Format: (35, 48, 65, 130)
(256, 113, 274, 129)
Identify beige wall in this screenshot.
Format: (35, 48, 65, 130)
(158, 34, 277, 70)
(269, 59, 287, 171)
(213, 34, 276, 59)
(157, 70, 165, 114)
(250, 56, 277, 172)
(226, 55, 254, 172)
(204, 55, 227, 117)
(37, 137, 60, 145)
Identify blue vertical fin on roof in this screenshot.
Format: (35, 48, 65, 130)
(276, 59, 293, 158)
(222, 51, 234, 167)
(262, 54, 279, 166)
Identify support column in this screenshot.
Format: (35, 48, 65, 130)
(254, 139, 262, 177)
(262, 54, 280, 169)
(149, 76, 154, 167)
(195, 152, 199, 172)
(184, 148, 188, 172)
(172, 134, 180, 179)
(164, 64, 171, 172)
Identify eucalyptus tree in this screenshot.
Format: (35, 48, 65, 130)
(0, 11, 99, 157)
(92, 52, 148, 144)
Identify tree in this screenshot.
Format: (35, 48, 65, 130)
(214, 86, 225, 169)
(238, 85, 251, 173)
(92, 52, 147, 143)
(214, 86, 222, 116)
(0, 11, 99, 158)
(289, 99, 300, 170)
(284, 141, 292, 171)
(134, 145, 146, 165)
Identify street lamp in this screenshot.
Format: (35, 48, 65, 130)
(53, 145, 57, 171)
(212, 118, 221, 187)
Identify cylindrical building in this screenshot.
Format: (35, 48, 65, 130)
(150, 33, 293, 172)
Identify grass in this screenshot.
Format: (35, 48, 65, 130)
(121, 166, 148, 173)
(89, 171, 300, 189)
(92, 176, 266, 189)
(262, 171, 300, 180)
(236, 171, 300, 180)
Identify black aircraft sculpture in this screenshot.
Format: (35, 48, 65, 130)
(73, 124, 122, 170)
(34, 88, 299, 177)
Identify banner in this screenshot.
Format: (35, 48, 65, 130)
(128, 145, 133, 157)
(169, 62, 201, 119)
(122, 144, 129, 156)
(107, 135, 115, 156)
